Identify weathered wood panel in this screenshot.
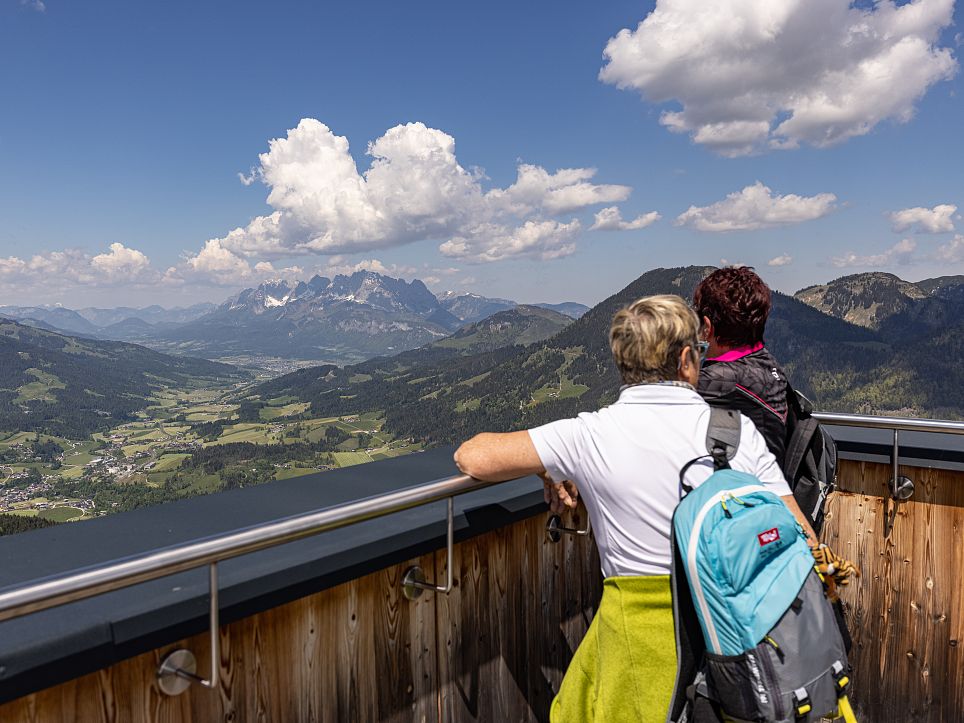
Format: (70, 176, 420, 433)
(0, 512, 602, 723)
(823, 460, 964, 723)
(0, 552, 441, 723)
(436, 509, 601, 723)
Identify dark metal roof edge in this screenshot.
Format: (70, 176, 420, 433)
(836, 441, 964, 472)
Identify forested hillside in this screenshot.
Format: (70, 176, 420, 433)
(0, 320, 245, 437)
(433, 305, 572, 353)
(257, 266, 964, 446)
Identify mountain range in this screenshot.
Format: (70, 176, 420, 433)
(3, 266, 962, 440)
(0, 273, 588, 365)
(254, 266, 964, 447)
(0, 303, 215, 337)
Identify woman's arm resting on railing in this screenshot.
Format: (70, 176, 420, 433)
(454, 431, 546, 482)
(781, 494, 818, 547)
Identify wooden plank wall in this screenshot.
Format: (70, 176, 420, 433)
(435, 509, 599, 722)
(823, 459, 964, 723)
(0, 511, 602, 723)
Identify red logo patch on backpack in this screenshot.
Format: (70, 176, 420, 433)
(757, 527, 780, 546)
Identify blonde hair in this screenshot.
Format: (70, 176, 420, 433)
(609, 295, 700, 384)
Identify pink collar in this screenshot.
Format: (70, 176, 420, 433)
(706, 341, 764, 362)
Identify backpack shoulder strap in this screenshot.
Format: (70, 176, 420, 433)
(785, 416, 820, 481)
(786, 380, 814, 420)
(706, 407, 741, 471)
(680, 408, 742, 494)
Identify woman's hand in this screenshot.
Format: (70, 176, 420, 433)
(540, 472, 579, 515)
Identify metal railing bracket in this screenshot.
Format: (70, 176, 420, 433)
(156, 562, 220, 695)
(402, 497, 454, 600)
(546, 513, 591, 543)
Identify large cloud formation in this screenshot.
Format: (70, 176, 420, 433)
(600, 0, 957, 156)
(177, 119, 632, 273)
(675, 182, 837, 232)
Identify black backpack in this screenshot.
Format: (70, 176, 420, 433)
(784, 383, 838, 536)
(783, 385, 853, 656)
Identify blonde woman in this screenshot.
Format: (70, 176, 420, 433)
(454, 295, 817, 722)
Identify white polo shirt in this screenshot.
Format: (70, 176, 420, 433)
(529, 384, 792, 578)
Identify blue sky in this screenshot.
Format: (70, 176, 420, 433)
(0, 0, 962, 307)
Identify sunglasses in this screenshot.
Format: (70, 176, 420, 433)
(679, 340, 710, 373)
(696, 340, 709, 362)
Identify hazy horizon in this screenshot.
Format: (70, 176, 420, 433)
(2, 263, 963, 312)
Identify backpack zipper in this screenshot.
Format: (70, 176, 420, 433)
(685, 483, 769, 655)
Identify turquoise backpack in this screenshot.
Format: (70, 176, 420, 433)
(667, 408, 855, 723)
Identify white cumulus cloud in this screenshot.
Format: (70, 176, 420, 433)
(319, 256, 418, 279)
(767, 254, 793, 267)
(599, 0, 958, 156)
(0, 244, 156, 288)
(90, 242, 152, 280)
(831, 238, 918, 268)
(675, 182, 837, 232)
(936, 235, 964, 262)
(888, 203, 957, 233)
(590, 207, 661, 231)
(439, 219, 582, 263)
(162, 240, 307, 287)
(180, 119, 633, 273)
(173, 239, 252, 281)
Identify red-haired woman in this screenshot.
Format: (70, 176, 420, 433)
(693, 267, 790, 468)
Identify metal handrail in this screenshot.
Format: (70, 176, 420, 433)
(0, 472, 491, 623)
(3, 413, 958, 624)
(812, 412, 964, 435)
(813, 412, 964, 504)
(0, 471, 505, 694)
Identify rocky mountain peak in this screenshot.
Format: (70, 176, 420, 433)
(794, 272, 964, 329)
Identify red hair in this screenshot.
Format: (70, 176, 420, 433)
(693, 267, 771, 347)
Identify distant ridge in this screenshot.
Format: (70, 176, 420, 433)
(156, 271, 461, 363)
(256, 265, 963, 446)
(794, 272, 964, 329)
(0, 306, 99, 336)
(0, 319, 244, 437)
(1, 277, 590, 366)
(434, 305, 573, 353)
(532, 302, 589, 319)
(146, 273, 590, 364)
(437, 293, 588, 323)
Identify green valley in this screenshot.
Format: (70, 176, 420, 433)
(0, 381, 424, 530)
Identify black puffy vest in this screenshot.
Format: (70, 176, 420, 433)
(697, 346, 789, 469)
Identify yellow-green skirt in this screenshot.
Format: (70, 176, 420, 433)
(550, 575, 677, 723)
